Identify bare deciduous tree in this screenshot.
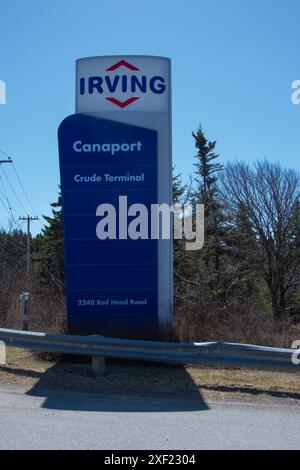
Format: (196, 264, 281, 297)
(220, 160, 300, 320)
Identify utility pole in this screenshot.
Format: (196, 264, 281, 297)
(19, 215, 39, 284)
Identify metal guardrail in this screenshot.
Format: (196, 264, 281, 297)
(0, 327, 299, 375)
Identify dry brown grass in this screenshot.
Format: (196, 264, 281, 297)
(172, 303, 300, 348)
(0, 347, 299, 404)
(4, 278, 66, 333)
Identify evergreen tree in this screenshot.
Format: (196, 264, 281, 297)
(35, 192, 64, 290)
(221, 202, 259, 305)
(192, 126, 223, 211)
(173, 170, 186, 204)
(191, 125, 226, 307)
(0, 229, 27, 270)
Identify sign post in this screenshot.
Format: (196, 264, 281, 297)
(58, 56, 172, 338)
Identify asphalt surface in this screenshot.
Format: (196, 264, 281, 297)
(0, 382, 299, 450)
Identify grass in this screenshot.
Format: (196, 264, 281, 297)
(0, 346, 299, 404)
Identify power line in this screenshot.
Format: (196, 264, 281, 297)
(12, 162, 38, 218)
(0, 149, 40, 230)
(0, 194, 14, 219)
(0, 157, 19, 226)
(0, 172, 19, 224)
(1, 165, 29, 214)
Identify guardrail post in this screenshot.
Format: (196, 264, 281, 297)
(91, 356, 105, 376)
(20, 292, 30, 331)
(0, 341, 6, 365)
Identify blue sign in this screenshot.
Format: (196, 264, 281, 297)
(58, 114, 158, 337)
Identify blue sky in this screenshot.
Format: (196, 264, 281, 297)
(0, 0, 299, 234)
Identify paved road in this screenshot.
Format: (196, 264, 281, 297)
(0, 383, 299, 450)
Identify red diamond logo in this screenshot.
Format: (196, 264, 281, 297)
(104, 59, 140, 108)
(106, 60, 140, 72)
(105, 97, 140, 108)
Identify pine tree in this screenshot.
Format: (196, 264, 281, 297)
(191, 125, 226, 306)
(35, 192, 64, 290)
(222, 202, 259, 305)
(192, 126, 223, 210)
(173, 170, 186, 204)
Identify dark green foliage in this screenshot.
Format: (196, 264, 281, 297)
(192, 125, 222, 207)
(172, 170, 186, 204)
(35, 193, 64, 290)
(190, 126, 228, 307)
(0, 229, 27, 270)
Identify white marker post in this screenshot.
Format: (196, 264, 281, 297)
(75, 55, 172, 332)
(0, 341, 6, 365)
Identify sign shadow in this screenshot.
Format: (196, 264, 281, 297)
(25, 359, 210, 413)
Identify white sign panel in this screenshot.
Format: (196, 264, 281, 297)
(76, 55, 170, 113)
